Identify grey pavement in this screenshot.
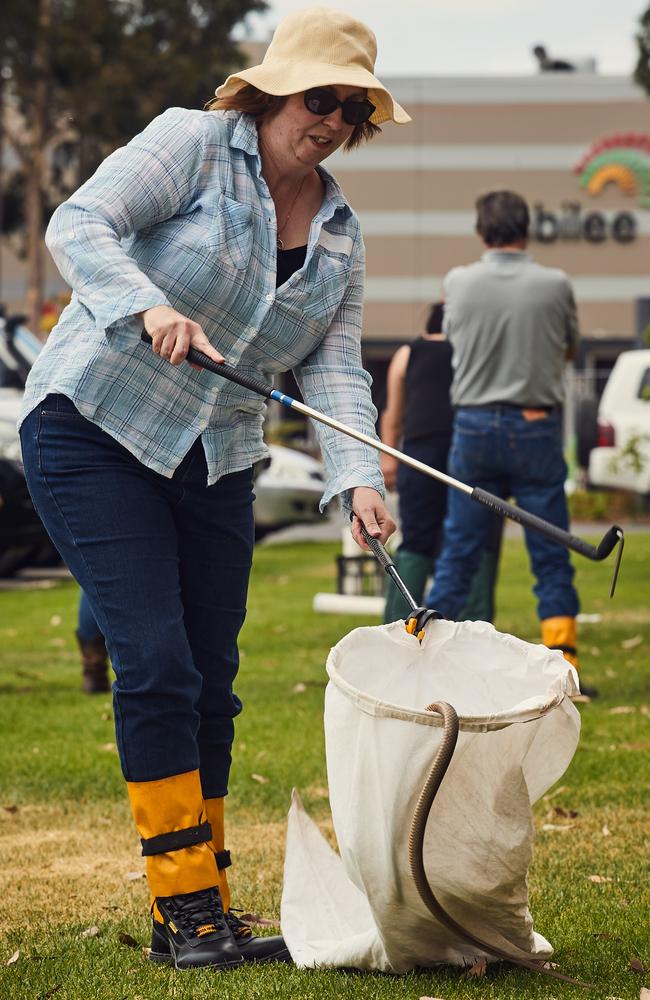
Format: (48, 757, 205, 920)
(260, 517, 649, 546)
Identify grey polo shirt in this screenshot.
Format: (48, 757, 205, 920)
(443, 250, 579, 408)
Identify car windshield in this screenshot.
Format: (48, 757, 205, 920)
(637, 368, 650, 402)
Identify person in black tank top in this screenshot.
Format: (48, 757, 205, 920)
(379, 302, 502, 622)
(276, 245, 308, 287)
(402, 337, 454, 444)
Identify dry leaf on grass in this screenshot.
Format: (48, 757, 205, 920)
(101, 743, 117, 753)
(117, 932, 139, 949)
(542, 823, 574, 832)
(251, 773, 268, 784)
(37, 986, 62, 999)
(630, 957, 647, 973)
(608, 706, 636, 715)
(124, 871, 145, 881)
(49, 615, 62, 627)
(3, 804, 19, 814)
(554, 806, 579, 818)
(419, 996, 446, 999)
(238, 912, 276, 927)
(602, 824, 611, 836)
(570, 694, 592, 703)
(593, 932, 622, 942)
(6, 949, 20, 965)
(292, 683, 307, 694)
(464, 957, 487, 978)
(587, 875, 613, 883)
(80, 926, 100, 939)
(621, 635, 643, 649)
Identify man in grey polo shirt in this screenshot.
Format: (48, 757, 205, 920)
(426, 190, 582, 672)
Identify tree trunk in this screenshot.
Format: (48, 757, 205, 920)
(24, 153, 46, 336)
(24, 0, 51, 338)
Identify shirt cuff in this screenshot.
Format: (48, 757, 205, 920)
(321, 466, 385, 518)
(99, 290, 172, 350)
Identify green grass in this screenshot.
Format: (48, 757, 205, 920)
(0, 532, 648, 999)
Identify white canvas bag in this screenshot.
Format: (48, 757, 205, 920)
(281, 619, 581, 972)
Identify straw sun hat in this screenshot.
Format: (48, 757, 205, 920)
(216, 6, 410, 126)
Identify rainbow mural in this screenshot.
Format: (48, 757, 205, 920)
(575, 133, 650, 208)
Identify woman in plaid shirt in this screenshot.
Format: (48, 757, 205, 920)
(19, 7, 410, 971)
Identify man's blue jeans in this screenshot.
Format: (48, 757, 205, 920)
(20, 394, 255, 797)
(426, 406, 579, 622)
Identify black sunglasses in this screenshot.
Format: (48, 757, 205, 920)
(303, 88, 376, 126)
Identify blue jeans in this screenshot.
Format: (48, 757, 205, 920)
(77, 589, 103, 642)
(426, 406, 579, 622)
(20, 394, 255, 797)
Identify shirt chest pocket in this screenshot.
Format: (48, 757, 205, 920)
(204, 195, 254, 270)
(281, 251, 351, 325)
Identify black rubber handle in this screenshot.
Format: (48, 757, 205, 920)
(591, 525, 624, 560)
(354, 516, 419, 612)
(471, 487, 622, 563)
(472, 489, 624, 598)
(140, 332, 276, 399)
(356, 519, 395, 570)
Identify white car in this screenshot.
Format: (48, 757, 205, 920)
(0, 382, 326, 542)
(587, 350, 650, 496)
(253, 444, 325, 538)
(0, 388, 25, 463)
(0, 324, 328, 555)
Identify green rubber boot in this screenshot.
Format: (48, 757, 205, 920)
(460, 547, 500, 622)
(383, 549, 432, 623)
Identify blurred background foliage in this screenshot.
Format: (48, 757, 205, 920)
(0, 0, 267, 329)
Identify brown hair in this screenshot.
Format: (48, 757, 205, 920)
(475, 190, 530, 247)
(205, 84, 380, 151)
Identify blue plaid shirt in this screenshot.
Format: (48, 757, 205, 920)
(21, 108, 383, 512)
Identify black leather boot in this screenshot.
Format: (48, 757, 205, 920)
(150, 906, 291, 965)
(226, 909, 292, 964)
(153, 886, 243, 970)
(76, 631, 111, 694)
